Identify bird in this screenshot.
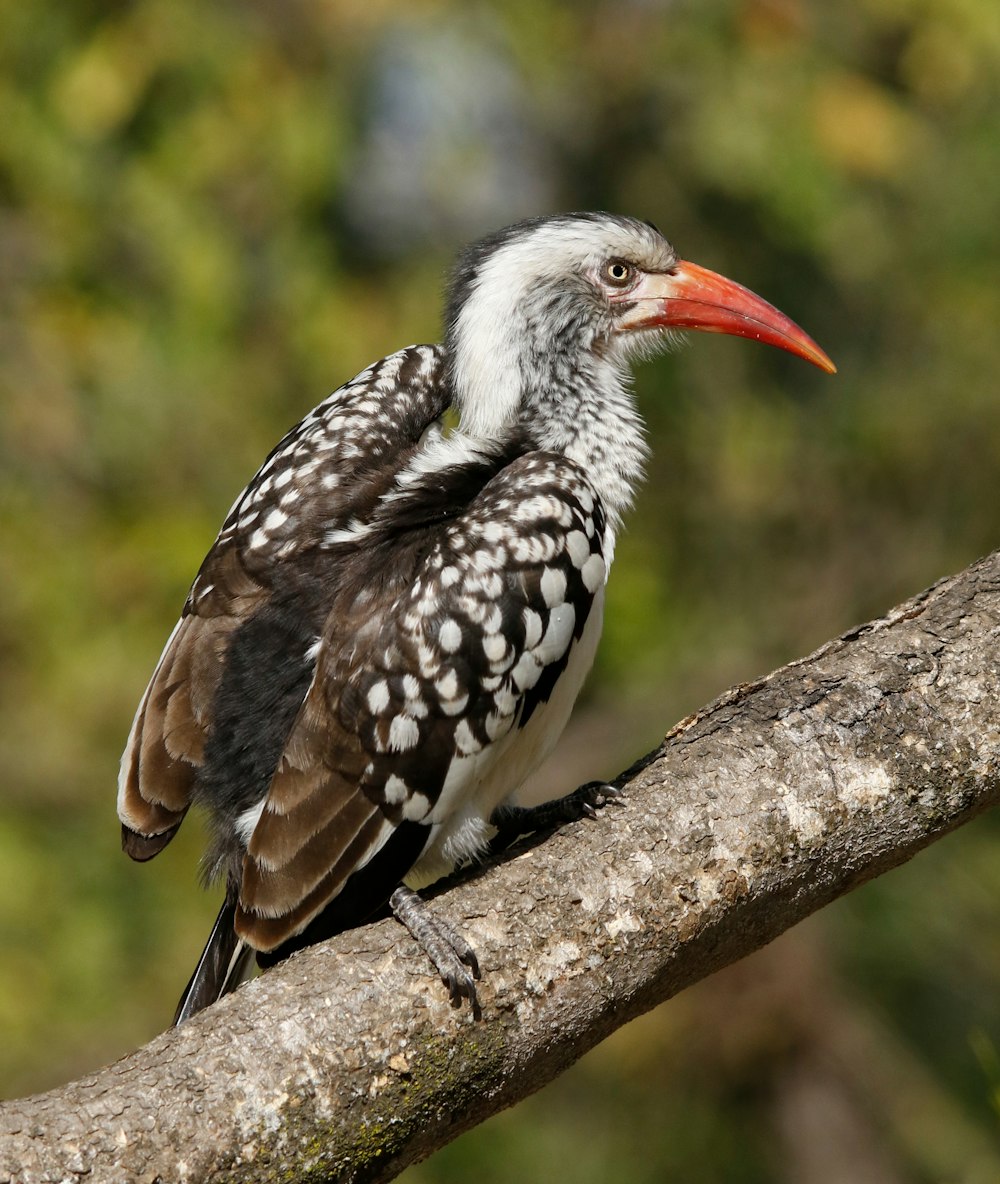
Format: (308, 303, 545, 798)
(117, 212, 835, 1025)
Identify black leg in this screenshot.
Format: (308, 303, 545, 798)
(488, 780, 625, 855)
(389, 885, 482, 1019)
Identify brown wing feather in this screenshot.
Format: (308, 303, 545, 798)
(119, 344, 450, 866)
(234, 652, 395, 946)
(118, 561, 266, 856)
(240, 811, 393, 948)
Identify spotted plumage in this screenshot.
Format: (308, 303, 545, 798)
(119, 213, 834, 1023)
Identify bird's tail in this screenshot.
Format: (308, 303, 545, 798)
(172, 892, 255, 1026)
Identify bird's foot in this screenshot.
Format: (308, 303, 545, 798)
(389, 885, 482, 1019)
(488, 780, 625, 854)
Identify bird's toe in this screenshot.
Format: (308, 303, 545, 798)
(390, 885, 483, 1018)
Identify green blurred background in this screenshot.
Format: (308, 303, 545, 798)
(2, 0, 999, 1178)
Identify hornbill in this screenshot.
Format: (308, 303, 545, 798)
(118, 213, 835, 1023)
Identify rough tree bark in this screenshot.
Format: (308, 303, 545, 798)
(3, 551, 1000, 1184)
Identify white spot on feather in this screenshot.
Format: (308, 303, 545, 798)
(537, 603, 575, 662)
(438, 618, 463, 653)
(480, 521, 507, 544)
(440, 691, 470, 716)
(455, 719, 481, 755)
(384, 774, 409, 805)
(581, 553, 606, 592)
(540, 567, 567, 607)
(388, 715, 420, 751)
(565, 530, 590, 568)
(511, 651, 542, 691)
(483, 633, 509, 662)
(402, 791, 431, 822)
(522, 609, 543, 648)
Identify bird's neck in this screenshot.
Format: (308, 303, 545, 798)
(451, 346, 648, 542)
(528, 358, 648, 536)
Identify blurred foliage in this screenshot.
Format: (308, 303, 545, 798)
(1, 0, 999, 1178)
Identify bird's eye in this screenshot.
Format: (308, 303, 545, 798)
(602, 259, 635, 288)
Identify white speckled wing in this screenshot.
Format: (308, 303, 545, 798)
(236, 450, 609, 948)
(118, 345, 450, 859)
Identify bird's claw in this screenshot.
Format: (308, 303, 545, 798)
(390, 885, 482, 1019)
(487, 781, 626, 855)
(443, 950, 481, 1015)
(439, 936, 482, 1019)
(558, 780, 625, 823)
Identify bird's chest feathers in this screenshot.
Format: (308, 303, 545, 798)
(407, 585, 606, 887)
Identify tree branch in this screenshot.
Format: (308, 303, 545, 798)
(4, 552, 1000, 1184)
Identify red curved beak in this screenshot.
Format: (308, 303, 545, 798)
(616, 259, 837, 374)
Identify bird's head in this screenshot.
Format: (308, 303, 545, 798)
(444, 212, 834, 440)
